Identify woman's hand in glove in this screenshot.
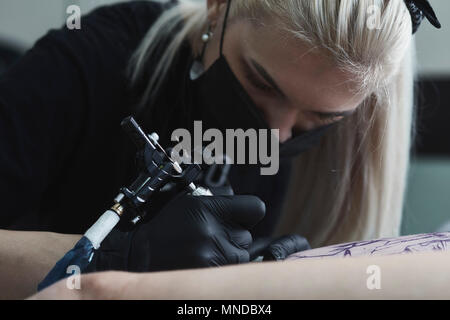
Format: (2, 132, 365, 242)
(88, 194, 266, 273)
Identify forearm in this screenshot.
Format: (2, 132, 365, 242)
(122, 250, 450, 299)
(30, 250, 450, 300)
(0, 230, 81, 299)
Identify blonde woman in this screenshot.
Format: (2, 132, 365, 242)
(128, 0, 441, 248)
(0, 0, 443, 299)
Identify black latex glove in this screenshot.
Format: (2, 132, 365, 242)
(86, 194, 266, 273)
(248, 234, 311, 261)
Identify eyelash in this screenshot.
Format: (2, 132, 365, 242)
(317, 114, 343, 124)
(245, 72, 274, 94)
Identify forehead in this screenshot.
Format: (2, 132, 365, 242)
(234, 18, 366, 112)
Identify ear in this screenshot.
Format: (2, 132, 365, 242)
(206, 0, 229, 28)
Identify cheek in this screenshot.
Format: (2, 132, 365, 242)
(242, 86, 282, 125)
(257, 102, 286, 127)
(248, 94, 297, 130)
(233, 72, 277, 123)
(252, 98, 322, 132)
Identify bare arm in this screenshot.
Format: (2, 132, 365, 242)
(30, 250, 450, 300)
(0, 230, 81, 299)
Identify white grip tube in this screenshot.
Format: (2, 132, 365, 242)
(84, 210, 121, 249)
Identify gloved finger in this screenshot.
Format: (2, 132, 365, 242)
(264, 234, 311, 261)
(204, 235, 251, 266)
(225, 248, 250, 264)
(247, 237, 273, 261)
(204, 195, 266, 229)
(227, 229, 253, 249)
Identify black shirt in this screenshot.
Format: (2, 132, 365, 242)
(0, 1, 292, 238)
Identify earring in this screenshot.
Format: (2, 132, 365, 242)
(201, 26, 213, 43)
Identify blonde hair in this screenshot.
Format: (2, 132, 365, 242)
(130, 0, 415, 247)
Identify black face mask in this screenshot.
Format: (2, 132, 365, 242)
(189, 0, 334, 160)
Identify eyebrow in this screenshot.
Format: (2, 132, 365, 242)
(249, 58, 287, 99)
(249, 58, 356, 119)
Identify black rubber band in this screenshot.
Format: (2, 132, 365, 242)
(219, 0, 232, 57)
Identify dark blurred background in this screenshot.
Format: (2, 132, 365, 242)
(0, 0, 449, 235)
